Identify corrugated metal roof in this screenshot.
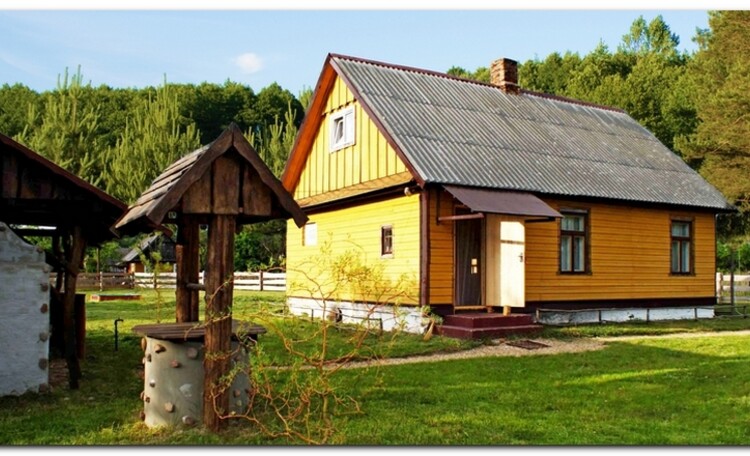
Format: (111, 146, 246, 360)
(333, 56, 734, 211)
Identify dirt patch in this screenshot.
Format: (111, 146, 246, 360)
(505, 339, 550, 350)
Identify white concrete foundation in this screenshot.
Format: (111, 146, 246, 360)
(537, 306, 714, 326)
(0, 222, 50, 396)
(287, 297, 428, 334)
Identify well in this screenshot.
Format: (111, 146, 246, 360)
(115, 125, 307, 430)
(133, 320, 266, 428)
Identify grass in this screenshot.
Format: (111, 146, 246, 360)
(332, 334, 750, 445)
(2, 289, 750, 445)
(83, 288, 480, 365)
(542, 315, 750, 339)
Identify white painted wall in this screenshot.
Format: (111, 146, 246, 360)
(0, 222, 50, 396)
(537, 306, 714, 326)
(287, 297, 428, 334)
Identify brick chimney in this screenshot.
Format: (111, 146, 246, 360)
(490, 58, 519, 94)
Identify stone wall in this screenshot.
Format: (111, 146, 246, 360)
(0, 222, 50, 396)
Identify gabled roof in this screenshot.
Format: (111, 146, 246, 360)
(115, 123, 307, 235)
(284, 53, 734, 212)
(0, 132, 127, 245)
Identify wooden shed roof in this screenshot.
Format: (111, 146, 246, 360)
(0, 132, 127, 245)
(115, 123, 307, 235)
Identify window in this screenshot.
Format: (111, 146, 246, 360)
(303, 222, 317, 247)
(671, 220, 692, 274)
(560, 212, 588, 273)
(329, 106, 355, 151)
(381, 225, 393, 257)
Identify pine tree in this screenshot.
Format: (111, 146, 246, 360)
(103, 78, 201, 203)
(245, 102, 298, 178)
(15, 67, 105, 187)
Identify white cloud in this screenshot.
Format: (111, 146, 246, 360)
(234, 52, 264, 74)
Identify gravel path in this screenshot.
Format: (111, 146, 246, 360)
(338, 329, 750, 370)
(338, 337, 606, 370)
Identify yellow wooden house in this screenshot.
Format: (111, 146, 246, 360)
(281, 53, 734, 337)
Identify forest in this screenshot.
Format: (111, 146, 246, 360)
(1, 11, 748, 272)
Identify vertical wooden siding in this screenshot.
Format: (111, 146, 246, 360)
(293, 75, 408, 202)
(525, 200, 717, 302)
(286, 195, 420, 304)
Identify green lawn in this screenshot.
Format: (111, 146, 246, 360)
(542, 315, 750, 339)
(2, 289, 750, 445)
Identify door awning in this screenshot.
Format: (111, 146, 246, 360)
(443, 185, 562, 219)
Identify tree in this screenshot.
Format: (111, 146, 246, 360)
(234, 102, 301, 271)
(14, 67, 106, 187)
(520, 52, 582, 95)
(246, 102, 298, 178)
(177, 81, 257, 144)
(619, 14, 681, 58)
(103, 77, 201, 203)
(249, 83, 305, 135)
(447, 65, 490, 83)
(677, 11, 750, 237)
(681, 11, 750, 210)
(0, 83, 41, 138)
(298, 86, 314, 112)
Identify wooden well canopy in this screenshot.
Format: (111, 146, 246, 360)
(115, 122, 308, 235)
(1, 132, 128, 390)
(115, 123, 307, 431)
(115, 122, 308, 323)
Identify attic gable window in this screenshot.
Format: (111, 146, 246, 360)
(329, 106, 355, 152)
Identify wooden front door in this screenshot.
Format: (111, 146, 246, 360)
(455, 216, 482, 306)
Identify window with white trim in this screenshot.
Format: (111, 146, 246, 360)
(303, 222, 317, 247)
(329, 106, 355, 152)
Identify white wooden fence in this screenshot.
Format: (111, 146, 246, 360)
(133, 271, 286, 292)
(716, 272, 750, 304)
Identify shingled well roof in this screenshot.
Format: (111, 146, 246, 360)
(330, 54, 734, 212)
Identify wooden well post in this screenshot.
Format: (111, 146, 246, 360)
(202, 214, 236, 429)
(175, 218, 200, 323)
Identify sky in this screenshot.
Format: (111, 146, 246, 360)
(0, 3, 728, 97)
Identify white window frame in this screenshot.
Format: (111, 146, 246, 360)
(329, 106, 355, 152)
(303, 222, 317, 247)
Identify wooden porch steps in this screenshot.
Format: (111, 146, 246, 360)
(436, 313, 543, 340)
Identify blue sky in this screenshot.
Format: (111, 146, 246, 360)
(0, 7, 714, 96)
